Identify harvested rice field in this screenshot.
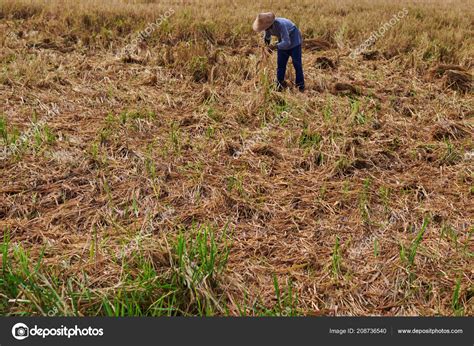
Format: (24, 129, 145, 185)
(0, 0, 473, 316)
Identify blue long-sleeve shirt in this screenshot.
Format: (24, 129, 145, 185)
(264, 17, 302, 50)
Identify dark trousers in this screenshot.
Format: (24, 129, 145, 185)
(277, 44, 304, 90)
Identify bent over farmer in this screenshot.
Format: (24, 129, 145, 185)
(253, 12, 305, 92)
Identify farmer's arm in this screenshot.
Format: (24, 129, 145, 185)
(264, 30, 271, 45)
(276, 23, 291, 50)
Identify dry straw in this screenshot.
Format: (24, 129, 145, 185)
(0, 0, 472, 316)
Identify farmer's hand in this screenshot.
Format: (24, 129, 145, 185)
(267, 44, 277, 53)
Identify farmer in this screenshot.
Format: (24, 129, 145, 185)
(252, 12, 305, 92)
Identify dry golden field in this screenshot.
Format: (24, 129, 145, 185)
(0, 0, 473, 316)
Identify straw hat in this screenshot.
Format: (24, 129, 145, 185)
(252, 12, 275, 32)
